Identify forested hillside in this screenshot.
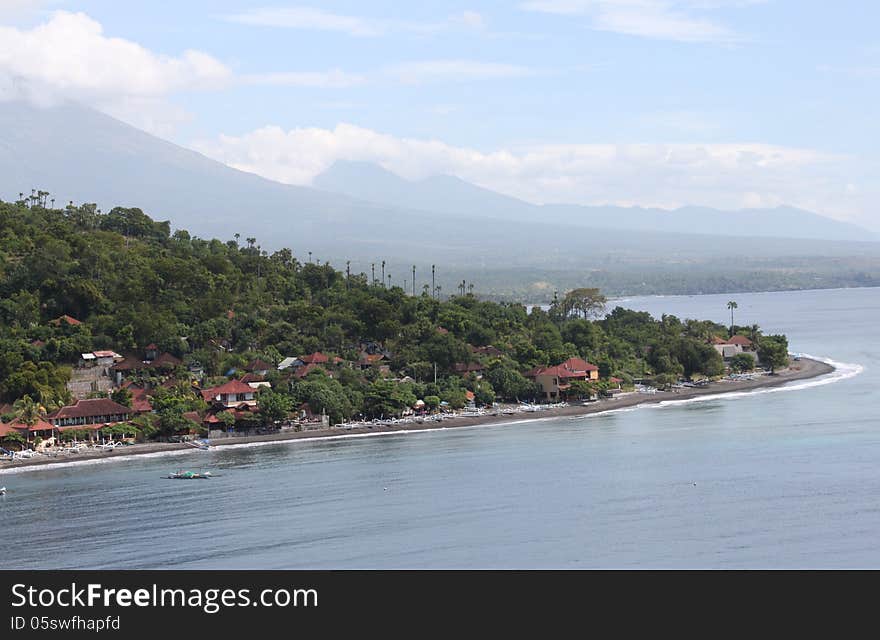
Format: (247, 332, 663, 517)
(0, 198, 782, 427)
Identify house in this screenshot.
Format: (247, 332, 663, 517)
(200, 379, 257, 408)
(453, 362, 484, 376)
(294, 362, 329, 379)
(299, 352, 329, 365)
(244, 358, 273, 375)
(47, 398, 131, 428)
(121, 382, 154, 414)
(727, 335, 755, 350)
(79, 350, 123, 368)
(526, 358, 599, 401)
(0, 418, 57, 449)
(111, 349, 182, 383)
(358, 353, 386, 370)
(50, 314, 82, 327)
(277, 356, 298, 371)
(710, 335, 756, 361)
(559, 357, 600, 379)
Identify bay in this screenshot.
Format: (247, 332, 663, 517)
(1, 287, 875, 568)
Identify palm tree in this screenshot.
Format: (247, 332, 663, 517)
(727, 301, 738, 336)
(13, 395, 43, 426)
(749, 323, 761, 343)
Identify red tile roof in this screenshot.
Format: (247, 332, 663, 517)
(727, 335, 753, 346)
(151, 352, 182, 367)
(294, 363, 324, 378)
(48, 398, 131, 420)
(560, 357, 599, 372)
(300, 352, 329, 364)
(2, 418, 56, 433)
(525, 364, 593, 380)
(239, 372, 265, 384)
(201, 379, 254, 401)
(245, 358, 273, 371)
(51, 314, 82, 326)
(56, 424, 104, 432)
(0, 422, 25, 437)
(123, 384, 153, 413)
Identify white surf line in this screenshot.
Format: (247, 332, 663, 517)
(573, 353, 863, 419)
(0, 356, 862, 475)
(0, 417, 565, 475)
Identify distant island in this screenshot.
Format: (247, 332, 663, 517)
(0, 196, 828, 465)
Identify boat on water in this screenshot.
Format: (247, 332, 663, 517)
(166, 470, 213, 479)
(185, 438, 210, 450)
(0, 487, 6, 495)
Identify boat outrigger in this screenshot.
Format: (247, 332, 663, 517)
(166, 470, 213, 479)
(185, 438, 210, 451)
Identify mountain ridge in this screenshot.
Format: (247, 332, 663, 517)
(313, 159, 878, 243)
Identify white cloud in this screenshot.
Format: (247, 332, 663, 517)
(191, 122, 871, 224)
(0, 11, 231, 133)
(0, 11, 231, 97)
(0, 0, 58, 19)
(520, 0, 760, 42)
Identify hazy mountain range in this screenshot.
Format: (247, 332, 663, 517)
(314, 160, 877, 243)
(1, 100, 878, 298)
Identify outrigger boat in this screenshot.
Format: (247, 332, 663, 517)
(185, 438, 210, 451)
(166, 470, 213, 479)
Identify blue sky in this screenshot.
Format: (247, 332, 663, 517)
(1, 1, 878, 228)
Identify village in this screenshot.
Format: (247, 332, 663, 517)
(0, 309, 767, 460)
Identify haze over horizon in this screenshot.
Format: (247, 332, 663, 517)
(0, 1, 878, 231)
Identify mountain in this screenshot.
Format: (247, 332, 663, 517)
(313, 160, 535, 220)
(2, 100, 879, 299)
(314, 160, 878, 243)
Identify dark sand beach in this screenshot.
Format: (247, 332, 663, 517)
(0, 357, 834, 472)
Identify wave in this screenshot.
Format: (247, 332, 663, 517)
(579, 353, 863, 416)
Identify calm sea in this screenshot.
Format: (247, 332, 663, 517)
(0, 287, 875, 569)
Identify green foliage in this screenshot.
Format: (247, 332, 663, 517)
(729, 353, 756, 373)
(110, 386, 132, 408)
(256, 388, 293, 425)
(758, 335, 789, 373)
(0, 197, 783, 431)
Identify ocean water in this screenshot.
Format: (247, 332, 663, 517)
(0, 287, 876, 569)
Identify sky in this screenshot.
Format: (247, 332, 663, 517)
(0, 1, 878, 229)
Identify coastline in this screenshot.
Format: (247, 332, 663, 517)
(0, 357, 835, 473)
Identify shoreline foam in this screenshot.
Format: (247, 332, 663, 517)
(0, 356, 849, 475)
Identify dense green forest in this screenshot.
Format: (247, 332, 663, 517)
(0, 198, 788, 434)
